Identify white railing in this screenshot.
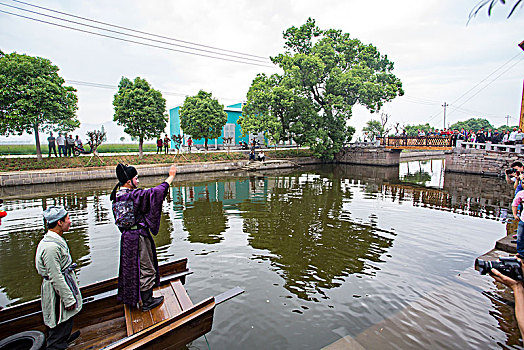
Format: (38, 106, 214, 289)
(456, 140, 524, 154)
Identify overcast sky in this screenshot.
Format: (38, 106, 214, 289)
(1, 0, 523, 143)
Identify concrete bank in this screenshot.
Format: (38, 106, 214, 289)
(0, 157, 321, 187)
(400, 150, 447, 159)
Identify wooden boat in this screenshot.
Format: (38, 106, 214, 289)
(0, 258, 243, 349)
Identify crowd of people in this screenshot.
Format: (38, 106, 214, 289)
(407, 127, 524, 145)
(47, 132, 85, 157)
(156, 134, 171, 154)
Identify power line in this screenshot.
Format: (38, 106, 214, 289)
(448, 53, 522, 107)
(424, 54, 524, 125)
(11, 0, 269, 61)
(0, 9, 276, 68)
(65, 79, 242, 102)
(0, 2, 271, 64)
(447, 57, 524, 117)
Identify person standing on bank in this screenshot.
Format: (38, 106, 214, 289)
(66, 135, 75, 157)
(156, 137, 163, 154)
(36, 205, 82, 349)
(48, 132, 57, 158)
(163, 134, 171, 154)
(56, 133, 65, 157)
(110, 163, 177, 311)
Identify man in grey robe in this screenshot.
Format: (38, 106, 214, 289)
(36, 205, 82, 349)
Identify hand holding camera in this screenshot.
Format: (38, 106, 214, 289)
(476, 256, 524, 289)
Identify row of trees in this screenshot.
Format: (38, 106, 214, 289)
(0, 50, 228, 159)
(1, 19, 405, 160)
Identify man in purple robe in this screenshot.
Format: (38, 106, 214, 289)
(110, 163, 177, 311)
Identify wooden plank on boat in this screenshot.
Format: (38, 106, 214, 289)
(71, 316, 127, 350)
(215, 286, 245, 305)
(125, 304, 154, 335)
(124, 282, 186, 336)
(157, 283, 182, 318)
(104, 297, 215, 350)
(171, 279, 193, 311)
(124, 304, 134, 337)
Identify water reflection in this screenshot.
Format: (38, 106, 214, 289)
(0, 195, 90, 305)
(0, 162, 519, 349)
(240, 173, 395, 300)
(399, 159, 445, 188)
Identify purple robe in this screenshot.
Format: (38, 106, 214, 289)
(114, 182, 169, 306)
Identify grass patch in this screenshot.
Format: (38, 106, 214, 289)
(0, 143, 158, 155)
(0, 147, 314, 172)
(0, 152, 248, 172)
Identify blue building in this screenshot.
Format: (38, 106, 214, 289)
(169, 102, 264, 149)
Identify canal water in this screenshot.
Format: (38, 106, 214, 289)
(0, 160, 520, 349)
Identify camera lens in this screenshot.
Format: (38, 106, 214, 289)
(475, 258, 491, 274)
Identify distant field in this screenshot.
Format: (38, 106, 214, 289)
(0, 148, 313, 172)
(0, 143, 157, 155)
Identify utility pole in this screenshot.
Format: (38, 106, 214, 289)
(442, 102, 448, 130)
(507, 115, 512, 126)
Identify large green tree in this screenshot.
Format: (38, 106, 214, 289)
(239, 73, 312, 147)
(450, 118, 493, 131)
(0, 51, 79, 161)
(113, 77, 167, 157)
(179, 90, 227, 150)
(244, 18, 403, 159)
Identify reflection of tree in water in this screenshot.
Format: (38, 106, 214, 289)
(0, 197, 90, 306)
(92, 190, 110, 225)
(240, 175, 394, 301)
(153, 205, 175, 260)
(401, 170, 432, 185)
(183, 200, 227, 244)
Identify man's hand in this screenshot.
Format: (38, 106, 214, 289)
(169, 164, 177, 177)
(490, 258, 524, 291)
(65, 302, 76, 311)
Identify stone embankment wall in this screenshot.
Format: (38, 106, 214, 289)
(400, 150, 446, 159)
(335, 145, 401, 166)
(0, 157, 321, 187)
(445, 140, 524, 177)
(445, 146, 524, 177)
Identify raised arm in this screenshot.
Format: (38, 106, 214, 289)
(164, 164, 177, 186)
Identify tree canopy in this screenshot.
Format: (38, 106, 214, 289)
(0, 51, 79, 160)
(244, 18, 403, 159)
(362, 120, 385, 140)
(450, 118, 494, 131)
(403, 123, 433, 136)
(113, 77, 167, 157)
(179, 90, 227, 150)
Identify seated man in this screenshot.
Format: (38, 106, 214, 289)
(258, 151, 265, 162)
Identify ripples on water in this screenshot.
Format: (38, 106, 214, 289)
(0, 160, 520, 349)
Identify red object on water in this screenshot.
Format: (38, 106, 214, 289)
(0, 211, 6, 218)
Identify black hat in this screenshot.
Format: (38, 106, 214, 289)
(116, 163, 138, 185)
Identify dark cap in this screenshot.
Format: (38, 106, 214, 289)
(116, 163, 138, 185)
